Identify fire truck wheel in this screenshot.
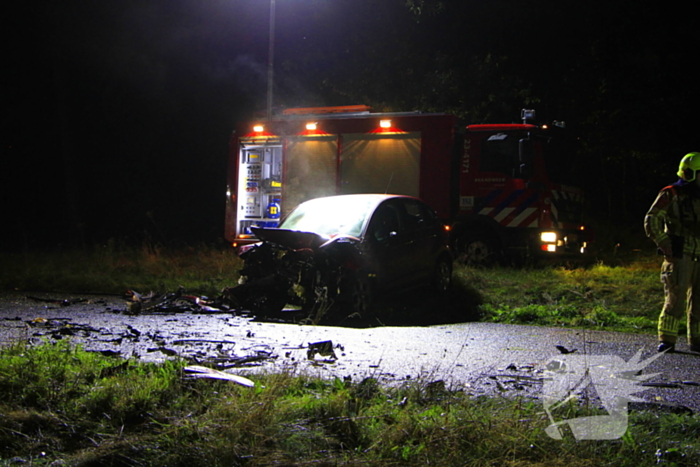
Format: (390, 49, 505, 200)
(432, 256, 452, 294)
(456, 235, 499, 266)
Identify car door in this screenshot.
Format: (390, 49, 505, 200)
(395, 198, 441, 283)
(363, 199, 415, 290)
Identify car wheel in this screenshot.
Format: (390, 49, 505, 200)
(433, 256, 452, 294)
(456, 234, 499, 266)
(342, 273, 373, 316)
(252, 294, 287, 315)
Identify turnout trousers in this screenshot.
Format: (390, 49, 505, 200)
(658, 256, 700, 346)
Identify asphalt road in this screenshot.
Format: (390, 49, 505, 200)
(2, 291, 700, 416)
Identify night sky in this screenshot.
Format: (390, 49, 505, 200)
(3, 0, 699, 250)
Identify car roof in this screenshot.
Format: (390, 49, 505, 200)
(299, 193, 417, 208)
(279, 194, 426, 240)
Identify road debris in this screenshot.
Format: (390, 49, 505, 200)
(183, 365, 255, 387)
(124, 287, 234, 315)
(480, 361, 546, 392)
(307, 340, 338, 361)
(555, 345, 577, 354)
(671, 380, 700, 386)
(12, 310, 279, 369)
(26, 318, 103, 340)
(148, 346, 179, 356)
(640, 382, 681, 389)
(27, 296, 88, 307)
(171, 339, 238, 346)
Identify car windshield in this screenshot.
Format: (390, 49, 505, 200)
(280, 196, 378, 238)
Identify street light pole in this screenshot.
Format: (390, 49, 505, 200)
(266, 0, 276, 121)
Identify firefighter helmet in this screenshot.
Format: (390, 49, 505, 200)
(678, 153, 700, 182)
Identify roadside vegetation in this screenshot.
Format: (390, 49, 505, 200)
(1, 341, 699, 467)
(0, 241, 241, 298)
(457, 254, 664, 335)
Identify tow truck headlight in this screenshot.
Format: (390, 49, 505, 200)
(540, 232, 557, 243)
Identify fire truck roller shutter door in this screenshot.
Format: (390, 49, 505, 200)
(284, 136, 338, 218)
(340, 133, 421, 197)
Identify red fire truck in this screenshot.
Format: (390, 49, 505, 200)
(225, 106, 589, 264)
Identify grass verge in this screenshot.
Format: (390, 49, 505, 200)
(0, 242, 242, 298)
(453, 255, 664, 334)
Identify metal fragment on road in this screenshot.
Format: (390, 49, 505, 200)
(183, 365, 255, 387)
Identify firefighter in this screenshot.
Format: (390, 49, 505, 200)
(645, 152, 700, 353)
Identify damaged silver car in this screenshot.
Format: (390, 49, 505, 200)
(226, 194, 452, 322)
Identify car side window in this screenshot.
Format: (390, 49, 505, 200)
(367, 203, 401, 242)
(399, 199, 432, 233)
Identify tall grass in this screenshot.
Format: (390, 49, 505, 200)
(454, 256, 665, 334)
(0, 241, 243, 297)
(1, 341, 698, 466)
